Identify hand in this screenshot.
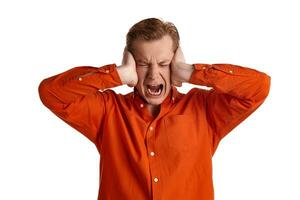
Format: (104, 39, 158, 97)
(171, 47, 194, 87)
(117, 47, 138, 87)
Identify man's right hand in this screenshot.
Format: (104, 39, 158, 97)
(116, 47, 138, 87)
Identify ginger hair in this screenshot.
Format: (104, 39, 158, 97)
(126, 18, 180, 53)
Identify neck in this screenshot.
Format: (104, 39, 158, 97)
(146, 104, 161, 118)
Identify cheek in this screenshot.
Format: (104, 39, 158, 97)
(162, 68, 171, 82)
(136, 69, 147, 84)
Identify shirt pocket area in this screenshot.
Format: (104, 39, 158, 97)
(163, 114, 198, 152)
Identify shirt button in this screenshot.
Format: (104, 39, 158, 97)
(149, 126, 153, 131)
(229, 70, 233, 73)
(150, 151, 155, 156)
(78, 77, 82, 81)
(140, 104, 144, 108)
(154, 177, 159, 183)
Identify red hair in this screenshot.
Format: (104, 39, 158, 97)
(126, 18, 180, 53)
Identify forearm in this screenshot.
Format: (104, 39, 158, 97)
(189, 63, 271, 103)
(38, 64, 122, 109)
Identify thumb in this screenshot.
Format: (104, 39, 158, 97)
(171, 79, 182, 87)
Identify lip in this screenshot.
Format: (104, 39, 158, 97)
(145, 83, 163, 86)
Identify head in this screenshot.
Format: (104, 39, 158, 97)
(126, 18, 180, 105)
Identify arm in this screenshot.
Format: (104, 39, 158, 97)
(171, 47, 271, 151)
(38, 64, 123, 144)
(38, 48, 138, 145)
(189, 63, 271, 140)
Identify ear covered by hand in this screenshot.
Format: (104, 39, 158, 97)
(171, 46, 186, 87)
(117, 47, 138, 87)
(117, 46, 193, 89)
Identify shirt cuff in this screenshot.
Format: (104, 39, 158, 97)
(188, 64, 212, 85)
(97, 63, 123, 85)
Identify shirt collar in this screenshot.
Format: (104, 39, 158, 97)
(130, 86, 180, 121)
(131, 85, 179, 107)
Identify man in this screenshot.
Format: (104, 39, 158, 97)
(39, 18, 271, 200)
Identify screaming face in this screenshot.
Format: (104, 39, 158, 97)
(131, 35, 175, 106)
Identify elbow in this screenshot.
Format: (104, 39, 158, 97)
(38, 78, 51, 107)
(259, 74, 271, 100)
(252, 73, 271, 104)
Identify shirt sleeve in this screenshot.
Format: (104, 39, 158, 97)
(38, 63, 123, 145)
(189, 63, 271, 151)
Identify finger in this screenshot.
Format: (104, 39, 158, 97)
(127, 81, 137, 87)
(171, 80, 182, 87)
(173, 83, 182, 87)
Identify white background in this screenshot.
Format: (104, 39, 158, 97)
(1, 0, 299, 199)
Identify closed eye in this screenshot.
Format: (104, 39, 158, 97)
(137, 64, 149, 67)
(138, 63, 169, 67)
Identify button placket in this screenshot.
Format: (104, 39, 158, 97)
(148, 125, 155, 157)
(146, 123, 160, 186)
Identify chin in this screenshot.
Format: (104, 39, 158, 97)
(145, 97, 165, 105)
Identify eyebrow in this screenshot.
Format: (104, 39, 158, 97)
(137, 59, 170, 64)
(159, 60, 170, 64)
(136, 59, 148, 63)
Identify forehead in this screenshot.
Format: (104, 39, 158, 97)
(132, 35, 174, 61)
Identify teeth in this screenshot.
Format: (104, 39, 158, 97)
(147, 85, 162, 96)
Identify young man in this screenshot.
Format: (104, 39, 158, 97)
(39, 18, 270, 200)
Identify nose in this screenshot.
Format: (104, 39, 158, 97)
(148, 64, 160, 80)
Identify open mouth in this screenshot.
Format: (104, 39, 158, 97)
(146, 84, 163, 96)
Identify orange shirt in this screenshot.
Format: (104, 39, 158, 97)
(39, 63, 270, 200)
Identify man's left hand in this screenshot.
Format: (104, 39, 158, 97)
(171, 47, 194, 87)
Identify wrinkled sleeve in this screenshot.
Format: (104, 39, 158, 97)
(38, 63, 122, 145)
(189, 63, 271, 151)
